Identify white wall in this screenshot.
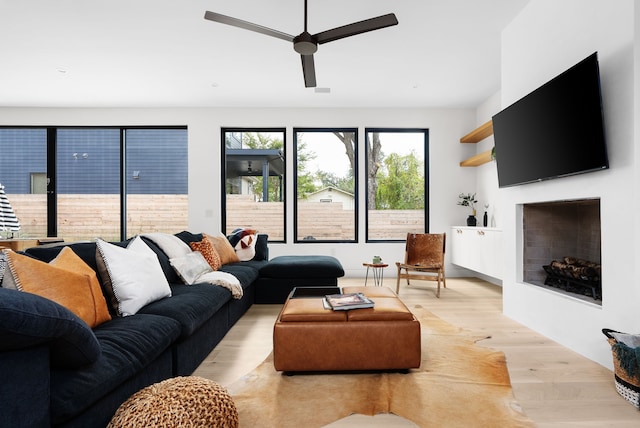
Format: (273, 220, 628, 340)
(499, 0, 637, 368)
(474, 92, 502, 229)
(0, 106, 478, 279)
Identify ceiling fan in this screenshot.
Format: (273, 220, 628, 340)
(204, 0, 398, 88)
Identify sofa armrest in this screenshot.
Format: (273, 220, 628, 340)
(0, 287, 101, 368)
(0, 347, 51, 428)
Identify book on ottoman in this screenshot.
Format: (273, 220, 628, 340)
(325, 292, 374, 311)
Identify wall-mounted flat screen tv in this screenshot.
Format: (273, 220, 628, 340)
(492, 52, 608, 188)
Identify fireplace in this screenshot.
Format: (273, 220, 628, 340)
(522, 198, 602, 305)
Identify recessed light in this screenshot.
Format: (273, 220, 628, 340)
(57, 68, 68, 74)
(211, 82, 219, 88)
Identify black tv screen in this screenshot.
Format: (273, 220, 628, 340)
(492, 52, 608, 188)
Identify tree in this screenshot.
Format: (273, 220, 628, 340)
(376, 151, 424, 209)
(332, 131, 381, 208)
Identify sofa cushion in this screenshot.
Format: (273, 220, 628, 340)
(25, 242, 99, 271)
(0, 287, 101, 368)
(253, 234, 269, 261)
(220, 263, 261, 288)
(175, 230, 203, 245)
(50, 314, 181, 424)
(3, 249, 111, 328)
(259, 255, 345, 279)
(96, 237, 172, 316)
(138, 283, 231, 337)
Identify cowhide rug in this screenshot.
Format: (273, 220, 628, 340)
(226, 305, 534, 427)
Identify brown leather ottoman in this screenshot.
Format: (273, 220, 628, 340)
(273, 286, 421, 372)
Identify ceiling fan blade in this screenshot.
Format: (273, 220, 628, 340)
(301, 54, 317, 88)
(204, 11, 294, 42)
(314, 13, 398, 44)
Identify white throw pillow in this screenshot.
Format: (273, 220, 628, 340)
(170, 251, 213, 285)
(96, 236, 172, 316)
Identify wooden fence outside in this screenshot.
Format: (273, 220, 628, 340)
(7, 194, 423, 242)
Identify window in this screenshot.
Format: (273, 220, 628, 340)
(125, 128, 188, 237)
(222, 129, 285, 241)
(365, 129, 428, 241)
(294, 128, 357, 242)
(0, 128, 48, 238)
(0, 126, 187, 242)
(56, 128, 121, 241)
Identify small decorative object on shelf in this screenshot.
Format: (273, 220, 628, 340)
(483, 204, 489, 227)
(372, 255, 382, 264)
(458, 193, 478, 226)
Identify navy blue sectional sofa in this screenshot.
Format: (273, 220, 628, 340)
(0, 232, 344, 428)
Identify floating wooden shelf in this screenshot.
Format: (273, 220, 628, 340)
(459, 119, 494, 167)
(460, 120, 493, 143)
(459, 149, 492, 167)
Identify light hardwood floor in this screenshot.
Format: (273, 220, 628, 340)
(193, 277, 640, 427)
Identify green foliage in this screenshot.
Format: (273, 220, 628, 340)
(240, 133, 285, 202)
(375, 151, 424, 209)
(457, 193, 477, 209)
(242, 133, 283, 150)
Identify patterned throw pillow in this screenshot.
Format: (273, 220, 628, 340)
(189, 236, 222, 271)
(227, 228, 258, 261)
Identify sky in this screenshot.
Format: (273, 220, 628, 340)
(303, 131, 425, 177)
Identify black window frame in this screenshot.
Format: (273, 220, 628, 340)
(293, 127, 358, 243)
(0, 125, 187, 241)
(364, 127, 429, 243)
(221, 127, 287, 243)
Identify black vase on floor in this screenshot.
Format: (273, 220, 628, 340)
(466, 215, 477, 226)
(483, 211, 488, 227)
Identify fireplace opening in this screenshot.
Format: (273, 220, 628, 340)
(523, 198, 602, 305)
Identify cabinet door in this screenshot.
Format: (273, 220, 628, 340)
(451, 227, 467, 267)
(451, 227, 502, 279)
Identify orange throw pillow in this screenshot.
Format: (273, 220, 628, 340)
(189, 236, 222, 271)
(205, 232, 240, 265)
(4, 248, 112, 328)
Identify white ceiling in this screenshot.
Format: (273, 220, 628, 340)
(0, 0, 529, 109)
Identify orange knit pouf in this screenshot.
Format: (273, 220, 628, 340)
(107, 376, 238, 428)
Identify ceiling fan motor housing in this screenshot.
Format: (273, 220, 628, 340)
(293, 32, 318, 55)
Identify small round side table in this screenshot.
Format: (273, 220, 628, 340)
(363, 262, 389, 287)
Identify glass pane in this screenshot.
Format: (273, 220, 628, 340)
(57, 128, 121, 241)
(223, 130, 285, 241)
(295, 129, 357, 242)
(366, 130, 427, 241)
(0, 128, 47, 238)
(125, 128, 188, 236)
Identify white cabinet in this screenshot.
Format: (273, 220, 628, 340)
(451, 226, 502, 279)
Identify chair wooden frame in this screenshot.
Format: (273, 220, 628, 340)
(395, 233, 446, 297)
